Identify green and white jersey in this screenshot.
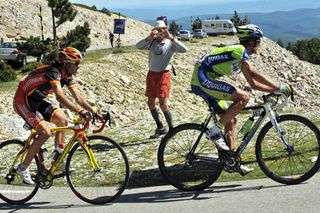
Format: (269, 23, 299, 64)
(198, 44, 248, 78)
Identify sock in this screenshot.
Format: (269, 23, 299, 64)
(150, 108, 164, 129)
(163, 111, 174, 129)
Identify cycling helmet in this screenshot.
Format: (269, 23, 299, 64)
(58, 47, 83, 63)
(237, 24, 263, 42)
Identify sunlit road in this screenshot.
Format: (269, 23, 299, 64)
(1, 173, 320, 213)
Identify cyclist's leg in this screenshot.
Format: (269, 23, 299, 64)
(14, 98, 52, 168)
(21, 122, 51, 167)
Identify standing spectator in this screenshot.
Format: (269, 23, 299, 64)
(136, 20, 188, 138)
(109, 31, 114, 48)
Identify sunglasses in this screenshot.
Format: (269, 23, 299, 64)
(69, 62, 80, 66)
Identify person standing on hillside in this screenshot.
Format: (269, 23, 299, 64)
(191, 24, 292, 174)
(136, 20, 188, 138)
(109, 31, 114, 48)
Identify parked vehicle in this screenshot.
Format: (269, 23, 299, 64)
(178, 30, 193, 41)
(0, 41, 37, 66)
(193, 29, 208, 38)
(202, 19, 237, 36)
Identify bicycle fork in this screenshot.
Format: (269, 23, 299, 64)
(265, 104, 293, 152)
(79, 136, 101, 172)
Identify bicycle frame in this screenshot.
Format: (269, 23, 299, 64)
(192, 97, 292, 158)
(11, 123, 100, 178)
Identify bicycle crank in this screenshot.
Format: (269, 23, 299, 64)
(35, 168, 53, 189)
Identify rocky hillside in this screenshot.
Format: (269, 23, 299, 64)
(0, 1, 319, 141)
(0, 0, 152, 49)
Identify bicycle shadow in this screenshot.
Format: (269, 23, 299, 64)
(116, 182, 290, 204)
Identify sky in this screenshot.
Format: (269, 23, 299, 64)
(69, 0, 320, 20)
(70, 0, 241, 9)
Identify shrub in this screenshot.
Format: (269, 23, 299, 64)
(21, 62, 44, 73)
(0, 60, 16, 82)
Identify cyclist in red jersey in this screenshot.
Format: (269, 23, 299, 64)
(13, 47, 96, 184)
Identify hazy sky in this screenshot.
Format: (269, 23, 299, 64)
(70, 0, 256, 9)
(70, 0, 320, 10)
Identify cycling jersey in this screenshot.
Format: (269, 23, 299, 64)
(191, 45, 249, 112)
(13, 65, 76, 128)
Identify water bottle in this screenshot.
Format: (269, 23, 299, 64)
(239, 117, 254, 136)
(48, 144, 64, 162)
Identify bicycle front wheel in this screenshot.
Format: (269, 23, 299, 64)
(0, 140, 40, 204)
(66, 135, 130, 204)
(256, 114, 320, 184)
(158, 123, 223, 191)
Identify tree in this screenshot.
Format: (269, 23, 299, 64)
(169, 21, 180, 36)
(192, 17, 202, 31)
(230, 11, 250, 27)
(48, 0, 78, 47)
(276, 39, 285, 48)
(215, 15, 220, 20)
(61, 21, 91, 52)
(230, 11, 241, 27)
(240, 15, 250, 25)
(17, 36, 48, 61)
(287, 38, 320, 64)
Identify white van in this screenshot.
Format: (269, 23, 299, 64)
(202, 19, 237, 36)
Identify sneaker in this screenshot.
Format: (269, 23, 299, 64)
(16, 165, 35, 185)
(150, 128, 167, 139)
(56, 161, 75, 173)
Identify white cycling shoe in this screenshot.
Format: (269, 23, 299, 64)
(17, 165, 35, 185)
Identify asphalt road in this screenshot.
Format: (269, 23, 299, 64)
(1, 173, 319, 213)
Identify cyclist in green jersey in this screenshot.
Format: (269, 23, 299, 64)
(191, 24, 292, 174)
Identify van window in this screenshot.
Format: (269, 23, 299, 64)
(216, 23, 222, 28)
(223, 23, 228, 28)
(211, 23, 215, 28)
(228, 23, 233, 28)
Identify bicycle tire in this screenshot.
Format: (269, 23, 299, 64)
(158, 123, 223, 191)
(0, 140, 40, 204)
(256, 114, 320, 184)
(66, 135, 130, 204)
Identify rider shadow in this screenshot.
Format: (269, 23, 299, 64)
(0, 202, 75, 211)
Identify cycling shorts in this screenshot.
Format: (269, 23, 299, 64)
(191, 66, 235, 113)
(145, 70, 171, 98)
(14, 88, 59, 129)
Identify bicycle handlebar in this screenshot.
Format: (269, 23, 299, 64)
(74, 112, 111, 133)
(262, 90, 294, 110)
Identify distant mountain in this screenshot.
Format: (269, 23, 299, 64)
(142, 7, 320, 45)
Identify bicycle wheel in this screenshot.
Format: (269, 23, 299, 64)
(0, 140, 40, 204)
(66, 135, 130, 204)
(158, 123, 223, 191)
(256, 114, 320, 184)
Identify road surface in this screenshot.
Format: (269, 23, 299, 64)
(1, 173, 320, 213)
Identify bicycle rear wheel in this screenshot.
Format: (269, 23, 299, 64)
(256, 114, 320, 184)
(0, 140, 40, 204)
(66, 135, 130, 204)
(158, 123, 223, 191)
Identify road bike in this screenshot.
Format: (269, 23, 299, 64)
(158, 92, 320, 191)
(0, 113, 130, 204)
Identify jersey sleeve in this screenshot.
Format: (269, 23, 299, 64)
(242, 49, 249, 62)
(45, 67, 61, 86)
(66, 77, 76, 88)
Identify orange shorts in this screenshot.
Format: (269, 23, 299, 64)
(145, 70, 171, 98)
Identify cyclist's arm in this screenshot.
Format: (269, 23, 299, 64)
(68, 86, 95, 112)
(51, 81, 82, 113)
(241, 60, 279, 92)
